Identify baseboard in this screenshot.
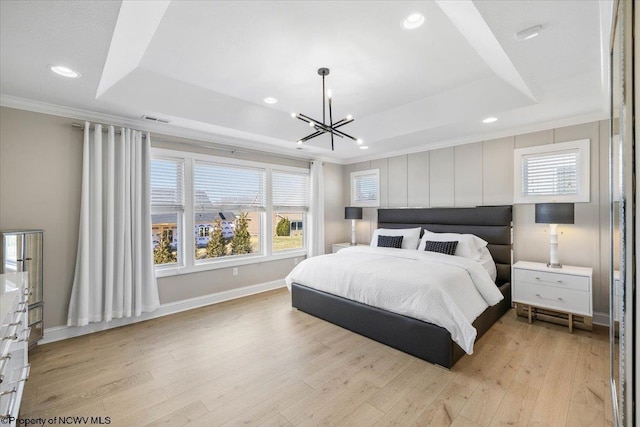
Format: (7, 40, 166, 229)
(40, 279, 286, 345)
(592, 311, 609, 327)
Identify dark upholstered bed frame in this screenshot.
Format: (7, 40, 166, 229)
(291, 205, 513, 369)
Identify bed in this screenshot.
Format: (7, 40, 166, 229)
(289, 205, 512, 369)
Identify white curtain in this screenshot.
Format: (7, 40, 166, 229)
(67, 122, 160, 327)
(308, 160, 325, 257)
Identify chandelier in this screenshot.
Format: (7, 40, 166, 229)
(291, 68, 362, 151)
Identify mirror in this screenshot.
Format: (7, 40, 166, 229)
(609, 0, 634, 424)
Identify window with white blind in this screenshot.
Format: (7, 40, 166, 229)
(514, 139, 590, 203)
(351, 169, 380, 207)
(151, 148, 309, 275)
(150, 158, 185, 266)
(272, 171, 310, 252)
(194, 161, 266, 260)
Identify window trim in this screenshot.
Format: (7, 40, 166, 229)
(351, 168, 380, 207)
(513, 139, 590, 204)
(151, 148, 309, 277)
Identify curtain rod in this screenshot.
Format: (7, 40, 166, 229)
(71, 122, 147, 138)
(71, 123, 312, 164)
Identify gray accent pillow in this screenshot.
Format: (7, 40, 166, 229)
(377, 235, 404, 249)
(424, 240, 458, 256)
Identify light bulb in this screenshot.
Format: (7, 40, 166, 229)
(297, 140, 303, 145)
(309, 121, 315, 127)
(482, 117, 498, 123)
(327, 90, 332, 98)
(291, 112, 297, 118)
(356, 139, 363, 145)
(346, 114, 353, 120)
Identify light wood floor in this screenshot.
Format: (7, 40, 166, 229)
(21, 288, 612, 426)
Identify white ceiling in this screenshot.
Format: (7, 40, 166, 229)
(0, 0, 611, 164)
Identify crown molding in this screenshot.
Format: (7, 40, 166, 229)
(346, 110, 609, 164)
(0, 95, 340, 164)
(1, 94, 608, 166)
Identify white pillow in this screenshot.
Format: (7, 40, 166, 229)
(370, 227, 422, 250)
(478, 247, 497, 282)
(418, 230, 488, 260)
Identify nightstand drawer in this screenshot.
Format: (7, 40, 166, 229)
(514, 268, 589, 292)
(513, 282, 591, 316)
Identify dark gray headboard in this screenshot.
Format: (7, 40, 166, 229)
(377, 206, 513, 285)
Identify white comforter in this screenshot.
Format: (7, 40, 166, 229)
(285, 246, 503, 354)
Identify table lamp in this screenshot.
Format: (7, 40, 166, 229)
(345, 207, 363, 246)
(535, 203, 575, 268)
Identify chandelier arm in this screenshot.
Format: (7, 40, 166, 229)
(297, 113, 323, 125)
(330, 128, 358, 141)
(300, 131, 324, 142)
(298, 114, 344, 137)
(333, 118, 354, 128)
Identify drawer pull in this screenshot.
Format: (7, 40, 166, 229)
(23, 288, 33, 296)
(0, 388, 17, 421)
(5, 322, 21, 327)
(0, 353, 11, 361)
(1, 334, 17, 341)
(14, 364, 30, 383)
(0, 388, 15, 397)
(18, 328, 31, 342)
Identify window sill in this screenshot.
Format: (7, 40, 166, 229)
(154, 250, 307, 278)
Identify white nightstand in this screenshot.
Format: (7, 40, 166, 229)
(332, 242, 366, 253)
(512, 261, 593, 333)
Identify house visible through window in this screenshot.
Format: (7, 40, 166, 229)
(151, 148, 309, 274)
(272, 170, 309, 252)
(194, 161, 265, 261)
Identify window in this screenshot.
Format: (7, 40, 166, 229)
(272, 170, 309, 252)
(351, 169, 380, 207)
(194, 161, 265, 261)
(151, 148, 309, 275)
(514, 139, 590, 203)
(151, 158, 184, 266)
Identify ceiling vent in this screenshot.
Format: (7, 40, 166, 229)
(142, 115, 170, 124)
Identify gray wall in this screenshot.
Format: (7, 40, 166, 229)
(343, 121, 611, 316)
(0, 107, 344, 328)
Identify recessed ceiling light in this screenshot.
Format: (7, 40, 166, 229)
(483, 117, 498, 124)
(515, 25, 542, 41)
(402, 13, 425, 30)
(50, 65, 80, 78)
(264, 97, 278, 104)
(359, 146, 369, 150)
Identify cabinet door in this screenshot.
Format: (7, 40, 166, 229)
(1, 234, 20, 273)
(23, 232, 43, 306)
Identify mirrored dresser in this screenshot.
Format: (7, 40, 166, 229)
(0, 231, 43, 346)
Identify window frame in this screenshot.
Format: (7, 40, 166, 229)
(271, 169, 310, 254)
(150, 156, 185, 270)
(513, 139, 590, 204)
(351, 168, 380, 207)
(151, 148, 309, 277)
